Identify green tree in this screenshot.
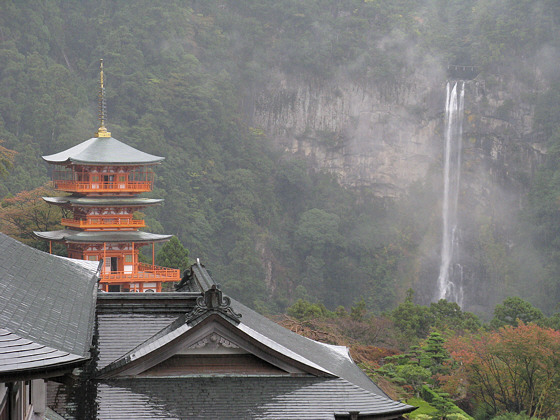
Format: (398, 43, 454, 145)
(0, 141, 16, 178)
(155, 236, 190, 272)
(350, 298, 367, 322)
(429, 300, 481, 333)
(391, 290, 434, 341)
(430, 391, 458, 420)
(490, 296, 544, 329)
(294, 208, 342, 257)
(286, 298, 332, 320)
(395, 364, 431, 395)
(420, 332, 449, 377)
(391, 293, 481, 343)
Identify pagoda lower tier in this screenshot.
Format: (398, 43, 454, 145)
(33, 229, 180, 292)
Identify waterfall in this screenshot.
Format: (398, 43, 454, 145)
(437, 81, 465, 305)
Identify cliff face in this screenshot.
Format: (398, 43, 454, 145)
(253, 73, 442, 197)
(251, 70, 547, 312)
(252, 72, 544, 199)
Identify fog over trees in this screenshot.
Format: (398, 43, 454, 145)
(2, 1, 560, 417)
(0, 0, 559, 316)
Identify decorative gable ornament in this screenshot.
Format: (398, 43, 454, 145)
(185, 285, 242, 327)
(188, 332, 239, 350)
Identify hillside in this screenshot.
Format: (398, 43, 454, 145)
(1, 1, 560, 316)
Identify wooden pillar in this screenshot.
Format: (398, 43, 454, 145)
(31, 380, 46, 417)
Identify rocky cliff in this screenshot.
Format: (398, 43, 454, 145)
(251, 69, 548, 312)
(252, 71, 545, 199)
(253, 73, 441, 197)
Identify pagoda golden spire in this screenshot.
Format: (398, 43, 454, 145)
(95, 59, 111, 138)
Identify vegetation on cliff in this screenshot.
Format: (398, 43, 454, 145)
(0, 0, 559, 317)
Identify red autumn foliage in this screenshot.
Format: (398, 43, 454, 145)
(0, 184, 63, 243)
(443, 322, 560, 417)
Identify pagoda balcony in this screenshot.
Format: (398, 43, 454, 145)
(54, 180, 153, 193)
(61, 217, 146, 230)
(100, 262, 181, 283)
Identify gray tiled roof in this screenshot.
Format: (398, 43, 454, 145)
(45, 407, 67, 420)
(33, 229, 172, 244)
(0, 329, 84, 374)
(42, 137, 164, 165)
(95, 377, 412, 420)
(0, 233, 99, 376)
(234, 298, 387, 397)
(187, 264, 388, 397)
(97, 313, 181, 369)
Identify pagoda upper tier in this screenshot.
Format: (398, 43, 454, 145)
(43, 137, 164, 195)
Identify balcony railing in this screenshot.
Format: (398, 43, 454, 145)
(61, 218, 145, 230)
(54, 180, 152, 193)
(100, 263, 181, 283)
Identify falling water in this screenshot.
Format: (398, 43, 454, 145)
(437, 81, 465, 305)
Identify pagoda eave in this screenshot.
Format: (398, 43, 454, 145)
(42, 196, 164, 207)
(51, 159, 163, 166)
(42, 137, 164, 166)
(33, 230, 172, 244)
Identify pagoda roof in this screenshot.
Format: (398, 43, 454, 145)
(43, 196, 164, 207)
(33, 229, 172, 244)
(0, 233, 100, 380)
(42, 137, 164, 165)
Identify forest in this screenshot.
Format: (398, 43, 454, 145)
(282, 294, 560, 419)
(1, 1, 560, 417)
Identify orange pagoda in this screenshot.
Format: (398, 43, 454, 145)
(34, 60, 180, 292)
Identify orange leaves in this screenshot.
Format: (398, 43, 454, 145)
(0, 184, 62, 243)
(444, 322, 560, 417)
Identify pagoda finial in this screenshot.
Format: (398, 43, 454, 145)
(95, 59, 111, 138)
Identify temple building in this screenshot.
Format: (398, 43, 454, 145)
(34, 60, 180, 292)
(0, 232, 415, 419)
(50, 261, 416, 419)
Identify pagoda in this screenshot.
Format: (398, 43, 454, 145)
(34, 60, 180, 292)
